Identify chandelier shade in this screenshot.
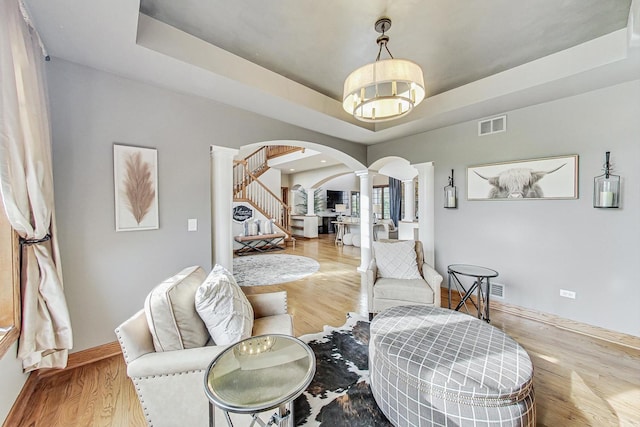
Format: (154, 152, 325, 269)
(343, 59, 425, 122)
(342, 18, 425, 122)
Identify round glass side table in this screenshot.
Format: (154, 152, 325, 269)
(204, 334, 316, 427)
(447, 264, 499, 322)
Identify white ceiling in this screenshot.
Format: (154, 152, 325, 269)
(21, 0, 640, 145)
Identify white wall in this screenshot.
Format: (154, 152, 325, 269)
(256, 167, 281, 197)
(44, 58, 366, 352)
(0, 342, 26, 422)
(287, 164, 353, 189)
(369, 80, 640, 337)
(373, 175, 389, 186)
(288, 165, 356, 215)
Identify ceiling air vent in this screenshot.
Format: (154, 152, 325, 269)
(478, 115, 507, 136)
(490, 282, 505, 299)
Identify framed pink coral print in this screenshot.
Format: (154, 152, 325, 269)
(113, 144, 159, 231)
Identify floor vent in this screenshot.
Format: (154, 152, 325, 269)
(478, 115, 507, 136)
(490, 282, 505, 299)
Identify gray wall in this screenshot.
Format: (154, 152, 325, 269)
(46, 59, 366, 352)
(369, 80, 640, 337)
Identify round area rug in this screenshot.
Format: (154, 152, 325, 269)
(233, 254, 320, 287)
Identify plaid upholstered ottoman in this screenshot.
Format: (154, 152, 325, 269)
(369, 305, 535, 427)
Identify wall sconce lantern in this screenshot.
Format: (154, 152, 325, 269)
(444, 169, 457, 208)
(593, 151, 620, 208)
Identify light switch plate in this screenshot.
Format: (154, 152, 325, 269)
(188, 218, 197, 231)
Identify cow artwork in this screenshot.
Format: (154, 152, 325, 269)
(474, 164, 566, 199)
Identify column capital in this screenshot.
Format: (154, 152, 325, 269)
(412, 161, 434, 171)
(355, 169, 377, 177)
(210, 145, 239, 158)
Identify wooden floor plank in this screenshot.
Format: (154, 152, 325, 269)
(11, 234, 640, 426)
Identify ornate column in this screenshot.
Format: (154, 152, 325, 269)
(413, 162, 435, 266)
(210, 145, 239, 272)
(402, 178, 416, 222)
(356, 169, 374, 272)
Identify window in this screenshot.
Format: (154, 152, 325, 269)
(372, 185, 390, 219)
(350, 191, 360, 217)
(0, 198, 20, 358)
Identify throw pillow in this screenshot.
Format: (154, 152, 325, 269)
(195, 264, 254, 345)
(373, 240, 422, 280)
(262, 219, 274, 235)
(247, 220, 259, 236)
(144, 266, 209, 352)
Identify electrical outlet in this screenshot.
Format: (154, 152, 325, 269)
(559, 289, 576, 299)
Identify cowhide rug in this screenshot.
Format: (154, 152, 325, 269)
(294, 313, 393, 427)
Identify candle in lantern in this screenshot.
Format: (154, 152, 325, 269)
(600, 191, 614, 207)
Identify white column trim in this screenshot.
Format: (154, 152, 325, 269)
(355, 169, 374, 272)
(413, 162, 435, 266)
(402, 178, 416, 222)
(629, 0, 640, 49)
(306, 187, 315, 216)
(210, 145, 239, 272)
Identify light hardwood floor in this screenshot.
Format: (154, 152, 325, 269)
(11, 235, 640, 426)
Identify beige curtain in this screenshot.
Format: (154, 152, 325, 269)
(0, 0, 72, 372)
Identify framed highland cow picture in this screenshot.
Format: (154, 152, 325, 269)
(114, 144, 159, 231)
(467, 155, 578, 201)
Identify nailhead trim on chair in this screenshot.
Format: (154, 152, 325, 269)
(132, 379, 152, 425)
(114, 329, 131, 364)
(133, 369, 205, 380)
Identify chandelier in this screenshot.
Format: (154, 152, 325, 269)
(343, 18, 425, 122)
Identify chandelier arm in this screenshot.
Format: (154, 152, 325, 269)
(376, 42, 384, 61)
(384, 43, 394, 59)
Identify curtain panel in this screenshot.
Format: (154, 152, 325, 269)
(0, 0, 73, 371)
(389, 177, 402, 227)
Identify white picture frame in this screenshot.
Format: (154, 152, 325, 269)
(467, 155, 578, 200)
(113, 144, 159, 231)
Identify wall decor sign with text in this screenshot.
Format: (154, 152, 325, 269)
(113, 144, 159, 231)
(233, 205, 254, 223)
(467, 155, 578, 200)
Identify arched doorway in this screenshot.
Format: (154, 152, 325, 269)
(211, 140, 368, 272)
(368, 156, 435, 266)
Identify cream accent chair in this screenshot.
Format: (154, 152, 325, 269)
(375, 219, 398, 240)
(115, 279, 293, 427)
(366, 240, 443, 319)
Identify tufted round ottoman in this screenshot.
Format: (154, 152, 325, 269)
(370, 305, 535, 427)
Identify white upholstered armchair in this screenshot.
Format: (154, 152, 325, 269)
(366, 240, 443, 318)
(115, 266, 293, 427)
(375, 219, 398, 240)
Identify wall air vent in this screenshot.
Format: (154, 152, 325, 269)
(478, 115, 507, 136)
(490, 282, 505, 299)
